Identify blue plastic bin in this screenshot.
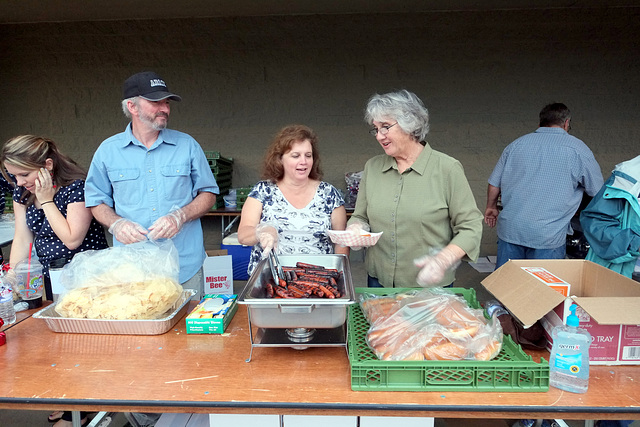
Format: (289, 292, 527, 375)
(221, 233, 252, 280)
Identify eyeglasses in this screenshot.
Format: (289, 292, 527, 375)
(369, 122, 397, 136)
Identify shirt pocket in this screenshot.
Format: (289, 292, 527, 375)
(161, 163, 191, 203)
(108, 168, 141, 206)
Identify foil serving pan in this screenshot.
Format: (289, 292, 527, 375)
(33, 289, 196, 335)
(238, 254, 355, 329)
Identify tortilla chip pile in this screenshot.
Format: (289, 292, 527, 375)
(55, 263, 183, 320)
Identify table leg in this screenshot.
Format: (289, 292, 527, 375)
(220, 215, 240, 240)
(71, 411, 82, 427)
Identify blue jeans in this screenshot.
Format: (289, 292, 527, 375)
(496, 239, 566, 269)
(367, 275, 384, 288)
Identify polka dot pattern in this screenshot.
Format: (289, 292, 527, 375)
(14, 179, 108, 271)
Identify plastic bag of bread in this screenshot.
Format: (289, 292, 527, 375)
(55, 240, 183, 320)
(359, 289, 503, 361)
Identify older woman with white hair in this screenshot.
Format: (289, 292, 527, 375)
(346, 90, 483, 288)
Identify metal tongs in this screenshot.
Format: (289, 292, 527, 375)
(267, 251, 286, 285)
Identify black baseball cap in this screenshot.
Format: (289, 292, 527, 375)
(122, 71, 182, 102)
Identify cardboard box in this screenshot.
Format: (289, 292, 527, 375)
(481, 259, 640, 365)
(185, 294, 238, 334)
(203, 249, 233, 294)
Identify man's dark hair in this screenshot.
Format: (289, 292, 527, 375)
(539, 103, 571, 127)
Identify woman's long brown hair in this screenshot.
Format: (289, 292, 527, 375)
(1, 135, 86, 206)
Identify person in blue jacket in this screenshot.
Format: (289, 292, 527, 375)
(580, 154, 640, 279)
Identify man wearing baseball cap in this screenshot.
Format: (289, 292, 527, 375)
(85, 71, 219, 298)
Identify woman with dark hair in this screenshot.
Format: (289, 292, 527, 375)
(238, 125, 348, 276)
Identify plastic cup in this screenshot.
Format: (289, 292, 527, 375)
(14, 259, 44, 308)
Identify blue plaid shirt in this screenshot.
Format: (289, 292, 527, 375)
(489, 127, 603, 249)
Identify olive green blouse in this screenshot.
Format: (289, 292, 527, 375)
(348, 143, 483, 288)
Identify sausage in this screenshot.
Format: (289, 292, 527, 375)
(318, 285, 335, 299)
(265, 283, 274, 298)
(274, 287, 293, 298)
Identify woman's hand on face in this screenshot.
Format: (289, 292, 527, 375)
(35, 167, 56, 203)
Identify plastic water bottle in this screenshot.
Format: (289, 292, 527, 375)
(484, 299, 509, 318)
(0, 274, 16, 325)
(549, 304, 591, 393)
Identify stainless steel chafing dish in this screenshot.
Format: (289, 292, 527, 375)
(238, 254, 355, 361)
(238, 254, 355, 329)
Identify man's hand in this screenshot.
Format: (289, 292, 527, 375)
(148, 208, 187, 240)
(108, 218, 148, 244)
(484, 207, 499, 228)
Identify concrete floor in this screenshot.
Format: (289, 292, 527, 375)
(0, 254, 636, 427)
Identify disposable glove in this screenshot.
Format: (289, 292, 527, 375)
(148, 207, 187, 240)
(108, 218, 148, 244)
(256, 223, 278, 258)
(414, 247, 462, 287)
(345, 222, 370, 251)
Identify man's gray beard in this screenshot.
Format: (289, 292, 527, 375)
(140, 112, 168, 131)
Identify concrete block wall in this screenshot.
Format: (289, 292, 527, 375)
(1, 8, 638, 256)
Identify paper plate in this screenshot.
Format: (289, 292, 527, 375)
(327, 230, 383, 247)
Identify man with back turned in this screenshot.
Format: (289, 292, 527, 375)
(484, 103, 603, 269)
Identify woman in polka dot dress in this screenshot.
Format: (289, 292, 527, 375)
(1, 135, 108, 302)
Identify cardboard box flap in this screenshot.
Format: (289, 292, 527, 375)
(573, 297, 640, 325)
(481, 261, 567, 328)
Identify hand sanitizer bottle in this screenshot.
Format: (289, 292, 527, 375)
(549, 304, 591, 393)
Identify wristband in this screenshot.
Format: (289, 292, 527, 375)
(41, 201, 54, 206)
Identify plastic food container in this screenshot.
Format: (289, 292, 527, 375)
(348, 287, 550, 392)
(33, 289, 196, 335)
(238, 254, 356, 329)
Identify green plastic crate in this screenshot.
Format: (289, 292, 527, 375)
(214, 175, 232, 190)
(204, 151, 231, 160)
(213, 196, 226, 209)
(204, 152, 233, 166)
(210, 163, 233, 175)
(208, 157, 233, 168)
(236, 194, 248, 209)
(348, 287, 549, 392)
(235, 186, 253, 196)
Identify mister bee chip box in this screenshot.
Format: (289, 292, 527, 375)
(185, 294, 238, 334)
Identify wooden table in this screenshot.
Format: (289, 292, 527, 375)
(0, 304, 638, 422)
(206, 208, 243, 240)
